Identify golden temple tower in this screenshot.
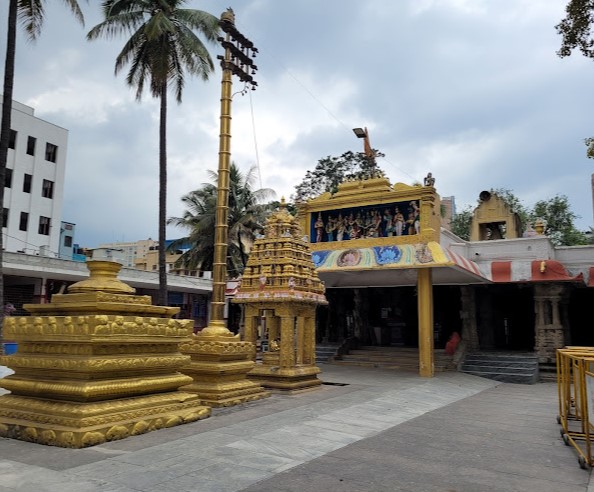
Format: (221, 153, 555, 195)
(0, 261, 210, 448)
(234, 199, 328, 391)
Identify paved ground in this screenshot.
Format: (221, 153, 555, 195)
(0, 364, 590, 491)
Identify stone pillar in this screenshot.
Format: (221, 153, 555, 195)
(303, 314, 316, 365)
(243, 306, 259, 347)
(268, 315, 280, 343)
(460, 286, 480, 352)
(295, 316, 305, 365)
(417, 268, 434, 377)
(279, 315, 296, 368)
(534, 284, 566, 364)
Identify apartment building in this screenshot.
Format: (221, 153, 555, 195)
(98, 238, 159, 268)
(2, 100, 67, 256)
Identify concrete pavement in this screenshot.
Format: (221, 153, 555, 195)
(0, 364, 590, 491)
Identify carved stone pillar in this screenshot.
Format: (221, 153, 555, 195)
(295, 316, 305, 365)
(243, 305, 259, 348)
(534, 284, 567, 364)
(460, 286, 480, 352)
(279, 315, 296, 369)
(303, 315, 316, 365)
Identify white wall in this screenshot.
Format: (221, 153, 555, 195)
(2, 100, 68, 256)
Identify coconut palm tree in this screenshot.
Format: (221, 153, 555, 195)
(0, 0, 85, 342)
(168, 163, 275, 277)
(87, 0, 219, 305)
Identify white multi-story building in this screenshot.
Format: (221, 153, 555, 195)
(2, 100, 67, 256)
(98, 238, 159, 268)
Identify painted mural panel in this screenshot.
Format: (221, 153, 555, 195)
(310, 199, 421, 243)
(311, 242, 447, 271)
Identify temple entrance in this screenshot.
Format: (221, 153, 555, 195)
(318, 285, 462, 348)
(368, 287, 418, 347)
(475, 284, 535, 351)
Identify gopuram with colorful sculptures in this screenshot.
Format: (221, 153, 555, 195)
(233, 198, 327, 391)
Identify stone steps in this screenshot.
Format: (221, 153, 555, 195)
(315, 344, 341, 364)
(461, 353, 539, 384)
(331, 346, 454, 372)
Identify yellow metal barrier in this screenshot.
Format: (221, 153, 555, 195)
(557, 347, 594, 469)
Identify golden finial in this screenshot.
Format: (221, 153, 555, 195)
(221, 8, 235, 24)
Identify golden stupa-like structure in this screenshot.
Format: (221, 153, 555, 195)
(0, 261, 210, 448)
(234, 199, 328, 391)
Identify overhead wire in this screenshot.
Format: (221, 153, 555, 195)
(234, 19, 416, 184)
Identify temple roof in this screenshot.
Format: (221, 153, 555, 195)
(234, 199, 327, 305)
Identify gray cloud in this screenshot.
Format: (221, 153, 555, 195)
(0, 0, 592, 248)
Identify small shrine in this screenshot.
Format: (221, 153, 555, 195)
(470, 190, 521, 241)
(234, 199, 327, 391)
(0, 261, 210, 448)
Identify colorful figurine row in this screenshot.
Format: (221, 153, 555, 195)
(313, 201, 421, 243)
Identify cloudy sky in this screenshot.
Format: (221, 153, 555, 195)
(1, 0, 593, 247)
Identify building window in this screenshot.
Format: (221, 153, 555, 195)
(2, 208, 8, 228)
(42, 179, 54, 199)
(45, 143, 58, 163)
(26, 136, 36, 156)
(38, 216, 51, 235)
(19, 212, 28, 232)
(64, 235, 72, 248)
(4, 168, 12, 188)
(23, 173, 32, 193)
(8, 130, 16, 150)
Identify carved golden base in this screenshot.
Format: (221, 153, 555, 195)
(179, 335, 269, 407)
(248, 364, 322, 392)
(0, 392, 210, 448)
(180, 380, 269, 407)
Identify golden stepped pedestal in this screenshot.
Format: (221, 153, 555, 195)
(0, 261, 211, 448)
(179, 333, 270, 407)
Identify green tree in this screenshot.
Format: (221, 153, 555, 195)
(529, 195, 588, 246)
(556, 1, 594, 59)
(88, 0, 219, 305)
(449, 206, 473, 241)
(556, 2, 594, 157)
(292, 150, 386, 203)
(167, 163, 275, 277)
(0, 0, 85, 342)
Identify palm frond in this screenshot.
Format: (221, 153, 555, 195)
(18, 0, 85, 41)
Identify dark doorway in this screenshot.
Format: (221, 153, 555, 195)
(367, 286, 418, 346)
(476, 284, 535, 351)
(433, 286, 462, 349)
(569, 288, 594, 346)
